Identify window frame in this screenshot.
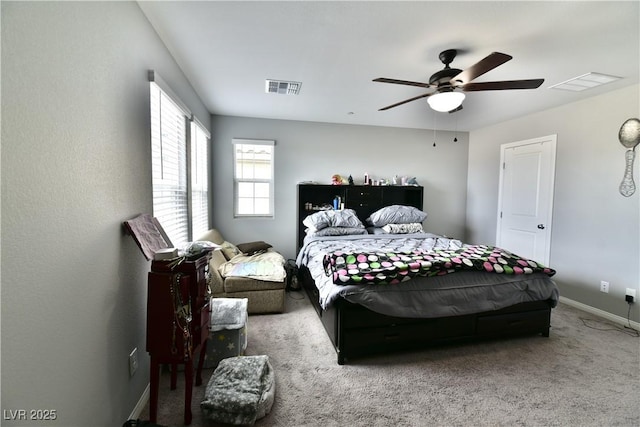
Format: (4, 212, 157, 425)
(232, 138, 275, 218)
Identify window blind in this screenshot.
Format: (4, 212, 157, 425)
(190, 121, 209, 239)
(150, 82, 189, 246)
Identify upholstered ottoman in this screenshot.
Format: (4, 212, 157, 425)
(203, 298, 248, 369)
(201, 355, 275, 425)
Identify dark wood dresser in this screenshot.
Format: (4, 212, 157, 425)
(146, 253, 211, 425)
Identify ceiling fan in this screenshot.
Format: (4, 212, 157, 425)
(373, 49, 544, 113)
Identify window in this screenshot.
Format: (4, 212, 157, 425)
(190, 121, 209, 239)
(232, 139, 274, 217)
(150, 71, 210, 247)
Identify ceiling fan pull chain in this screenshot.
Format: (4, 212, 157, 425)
(433, 114, 437, 147)
(454, 114, 458, 142)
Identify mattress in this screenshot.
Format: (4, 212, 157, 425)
(296, 233, 559, 318)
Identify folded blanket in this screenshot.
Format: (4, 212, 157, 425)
(201, 355, 271, 425)
(210, 298, 248, 332)
(323, 245, 555, 286)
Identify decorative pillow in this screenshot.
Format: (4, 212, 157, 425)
(305, 227, 368, 237)
(303, 209, 364, 231)
(331, 209, 364, 228)
(220, 241, 241, 260)
(381, 223, 425, 234)
(366, 205, 427, 227)
(302, 210, 332, 231)
(236, 241, 272, 255)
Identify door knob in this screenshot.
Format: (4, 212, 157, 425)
(537, 224, 545, 230)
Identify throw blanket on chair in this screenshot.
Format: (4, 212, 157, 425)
(218, 251, 286, 282)
(323, 245, 555, 286)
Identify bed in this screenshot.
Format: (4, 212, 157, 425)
(296, 184, 559, 365)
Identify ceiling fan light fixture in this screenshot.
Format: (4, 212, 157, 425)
(427, 91, 465, 112)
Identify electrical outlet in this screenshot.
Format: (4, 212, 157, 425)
(600, 281, 609, 293)
(129, 347, 138, 377)
(626, 288, 637, 303)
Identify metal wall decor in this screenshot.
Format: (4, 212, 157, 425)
(618, 118, 640, 197)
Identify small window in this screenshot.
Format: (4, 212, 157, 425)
(233, 139, 274, 217)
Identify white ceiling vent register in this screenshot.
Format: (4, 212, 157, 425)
(549, 72, 621, 92)
(266, 79, 302, 95)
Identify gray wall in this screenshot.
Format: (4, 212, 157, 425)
(1, 2, 209, 425)
(466, 85, 639, 321)
(210, 116, 469, 260)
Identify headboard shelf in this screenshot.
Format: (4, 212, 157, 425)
(296, 184, 424, 252)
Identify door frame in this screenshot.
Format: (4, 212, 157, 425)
(496, 134, 557, 266)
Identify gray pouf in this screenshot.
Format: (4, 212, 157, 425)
(201, 355, 275, 425)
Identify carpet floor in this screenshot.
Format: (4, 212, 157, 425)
(141, 291, 639, 427)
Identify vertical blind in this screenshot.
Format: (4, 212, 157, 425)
(150, 72, 210, 247)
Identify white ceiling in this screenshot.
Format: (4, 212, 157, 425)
(138, 1, 639, 131)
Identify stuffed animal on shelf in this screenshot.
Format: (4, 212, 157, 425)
(331, 174, 344, 185)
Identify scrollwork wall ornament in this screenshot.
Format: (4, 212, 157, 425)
(618, 118, 640, 197)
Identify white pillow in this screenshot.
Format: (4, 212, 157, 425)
(366, 205, 427, 227)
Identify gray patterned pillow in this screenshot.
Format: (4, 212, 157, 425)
(303, 209, 364, 231)
(381, 223, 425, 234)
(366, 205, 427, 227)
(306, 226, 368, 237)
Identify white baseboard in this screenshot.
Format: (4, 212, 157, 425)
(559, 296, 640, 331)
(129, 383, 150, 420)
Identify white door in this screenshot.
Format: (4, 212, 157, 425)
(496, 135, 556, 266)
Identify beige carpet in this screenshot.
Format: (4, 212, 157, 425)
(141, 291, 640, 427)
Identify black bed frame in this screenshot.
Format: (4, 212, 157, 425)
(297, 184, 553, 365)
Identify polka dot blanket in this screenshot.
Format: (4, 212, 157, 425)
(323, 245, 555, 286)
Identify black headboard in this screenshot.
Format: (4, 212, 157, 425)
(296, 184, 424, 252)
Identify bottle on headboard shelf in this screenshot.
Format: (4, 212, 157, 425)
(364, 173, 369, 185)
(333, 196, 342, 210)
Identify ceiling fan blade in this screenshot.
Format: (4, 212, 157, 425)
(451, 52, 512, 85)
(378, 92, 433, 111)
(373, 78, 433, 89)
(449, 105, 463, 114)
(461, 79, 544, 91)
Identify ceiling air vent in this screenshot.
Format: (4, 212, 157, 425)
(266, 79, 302, 95)
(549, 72, 621, 92)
